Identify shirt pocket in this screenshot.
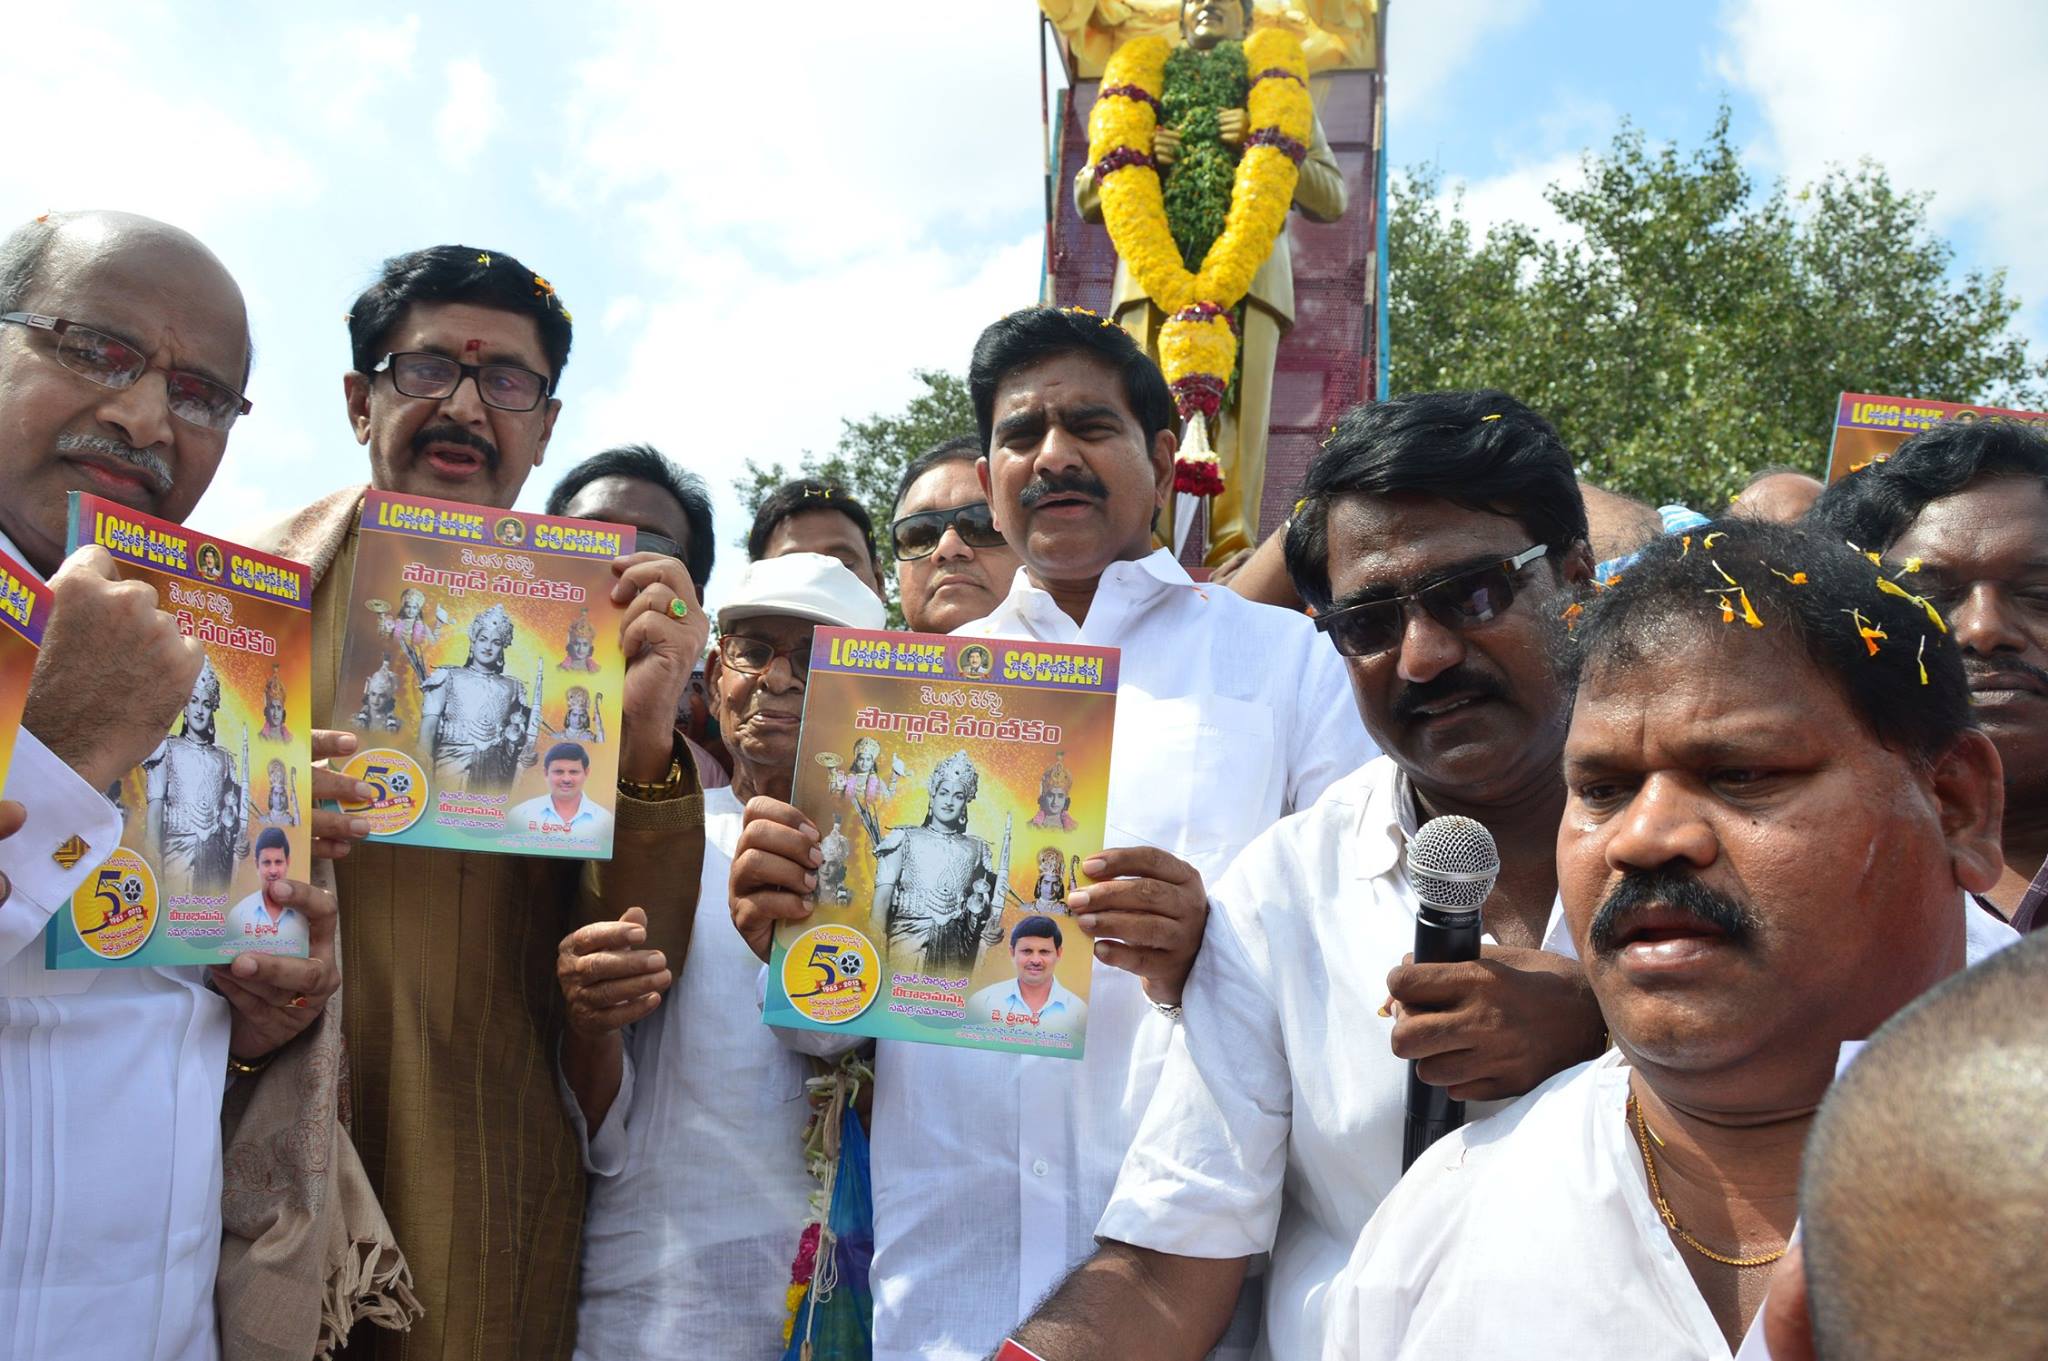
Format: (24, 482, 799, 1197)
(1108, 693, 1275, 878)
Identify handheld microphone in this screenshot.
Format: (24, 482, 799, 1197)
(1400, 814, 1501, 1171)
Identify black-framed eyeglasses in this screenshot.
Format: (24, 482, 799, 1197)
(635, 531, 690, 567)
(891, 501, 1005, 561)
(1315, 544, 1550, 658)
(1, 311, 251, 432)
(371, 351, 550, 413)
(720, 634, 813, 680)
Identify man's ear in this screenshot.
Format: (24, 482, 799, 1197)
(1559, 539, 1596, 587)
(1761, 1240, 1817, 1361)
(344, 371, 373, 445)
(977, 456, 1003, 534)
(1932, 729, 2007, 895)
(534, 396, 561, 467)
(1149, 423, 1179, 517)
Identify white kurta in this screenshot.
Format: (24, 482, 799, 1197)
(567, 785, 820, 1359)
(1096, 755, 1547, 1361)
(857, 551, 1372, 1361)
(0, 529, 227, 1361)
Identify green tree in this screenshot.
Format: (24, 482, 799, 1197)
(1390, 110, 2048, 511)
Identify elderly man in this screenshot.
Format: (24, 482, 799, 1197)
(554, 552, 883, 1358)
(749, 475, 885, 597)
(732, 305, 1371, 1359)
(890, 434, 1022, 633)
(1010, 391, 1610, 1359)
(252, 244, 708, 1361)
(1811, 420, 2048, 924)
(0, 210, 346, 1360)
(1729, 465, 1824, 524)
(1763, 930, 2048, 1361)
(1324, 519, 2013, 1358)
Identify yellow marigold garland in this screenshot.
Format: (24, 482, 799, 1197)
(1088, 27, 1313, 495)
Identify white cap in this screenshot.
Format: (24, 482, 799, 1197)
(716, 552, 886, 632)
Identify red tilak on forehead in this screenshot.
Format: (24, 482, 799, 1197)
(464, 338, 482, 354)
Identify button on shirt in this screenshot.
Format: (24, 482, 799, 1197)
(1096, 755, 1530, 1361)
(861, 550, 1373, 1360)
(0, 527, 226, 1361)
(566, 785, 818, 1359)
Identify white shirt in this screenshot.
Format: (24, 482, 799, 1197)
(839, 550, 1373, 1361)
(568, 784, 819, 1360)
(964, 973, 1088, 1036)
(1096, 756, 1532, 1361)
(1324, 1052, 1766, 1361)
(508, 790, 614, 837)
(0, 526, 226, 1361)
(223, 890, 309, 956)
(1328, 922, 2015, 1361)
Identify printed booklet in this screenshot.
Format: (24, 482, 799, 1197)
(46, 493, 313, 968)
(0, 545, 52, 796)
(764, 628, 1119, 1060)
(328, 489, 632, 858)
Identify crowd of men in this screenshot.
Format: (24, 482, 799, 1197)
(0, 208, 2044, 1361)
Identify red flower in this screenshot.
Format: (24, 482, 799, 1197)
(791, 1221, 822, 1285)
(1175, 457, 1225, 497)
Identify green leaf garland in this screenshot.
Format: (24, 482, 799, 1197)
(1160, 40, 1249, 273)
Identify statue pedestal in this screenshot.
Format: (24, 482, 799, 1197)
(1048, 66, 1384, 555)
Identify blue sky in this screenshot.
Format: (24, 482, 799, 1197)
(9, 1, 2043, 604)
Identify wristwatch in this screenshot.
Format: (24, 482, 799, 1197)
(618, 756, 686, 802)
(1151, 1000, 1184, 1023)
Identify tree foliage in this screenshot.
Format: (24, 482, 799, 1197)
(1389, 110, 2048, 510)
(735, 368, 977, 625)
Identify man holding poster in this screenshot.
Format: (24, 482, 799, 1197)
(732, 305, 1371, 1359)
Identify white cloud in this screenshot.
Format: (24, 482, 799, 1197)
(1386, 0, 1540, 131)
(1718, 0, 2048, 328)
(435, 58, 502, 168)
(1437, 151, 1584, 244)
(286, 13, 422, 134)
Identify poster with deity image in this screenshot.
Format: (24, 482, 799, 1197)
(0, 544, 51, 796)
(764, 627, 1119, 1060)
(327, 489, 632, 859)
(44, 493, 313, 969)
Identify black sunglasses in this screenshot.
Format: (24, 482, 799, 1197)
(1315, 544, 1549, 658)
(890, 501, 1005, 561)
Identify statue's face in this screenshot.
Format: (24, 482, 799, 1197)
(1183, 0, 1246, 49)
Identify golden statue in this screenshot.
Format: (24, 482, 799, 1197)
(1074, 0, 1349, 563)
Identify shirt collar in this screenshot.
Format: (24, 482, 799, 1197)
(1350, 756, 1415, 882)
(983, 549, 1204, 639)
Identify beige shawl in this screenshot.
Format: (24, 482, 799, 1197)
(217, 485, 421, 1359)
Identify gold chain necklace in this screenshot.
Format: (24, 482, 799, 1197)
(1626, 1091, 1788, 1269)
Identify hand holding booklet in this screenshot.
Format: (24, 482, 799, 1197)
(764, 627, 1120, 1059)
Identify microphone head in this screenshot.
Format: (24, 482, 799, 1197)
(1406, 815, 1500, 914)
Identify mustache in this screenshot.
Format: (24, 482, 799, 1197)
(1964, 657, 2048, 691)
(1390, 664, 1508, 725)
(56, 432, 173, 495)
(1018, 469, 1110, 509)
(1587, 868, 1760, 955)
(411, 421, 499, 470)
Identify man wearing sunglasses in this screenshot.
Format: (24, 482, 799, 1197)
(0, 211, 351, 1361)
(554, 552, 883, 1360)
(890, 434, 1023, 634)
(252, 245, 707, 1361)
(1011, 390, 1609, 1360)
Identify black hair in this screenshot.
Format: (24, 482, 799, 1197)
(347, 244, 573, 392)
(253, 826, 290, 858)
(1808, 418, 2048, 550)
(893, 435, 986, 517)
(968, 307, 1177, 453)
(546, 443, 716, 589)
(1011, 914, 1064, 949)
(1284, 391, 1588, 612)
(747, 478, 878, 571)
(544, 741, 590, 769)
(1567, 518, 1973, 767)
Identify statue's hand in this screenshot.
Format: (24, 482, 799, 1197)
(1218, 108, 1247, 147)
(1152, 126, 1181, 168)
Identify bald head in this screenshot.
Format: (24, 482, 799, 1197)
(1578, 480, 1662, 563)
(1731, 469, 1824, 524)
(0, 211, 248, 574)
(1798, 932, 2048, 1360)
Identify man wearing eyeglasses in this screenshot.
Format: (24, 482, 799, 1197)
(553, 552, 883, 1359)
(890, 434, 1023, 634)
(251, 245, 707, 1361)
(1009, 390, 1610, 1360)
(0, 211, 350, 1361)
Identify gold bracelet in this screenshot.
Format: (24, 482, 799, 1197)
(618, 757, 684, 802)
(226, 1051, 274, 1078)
